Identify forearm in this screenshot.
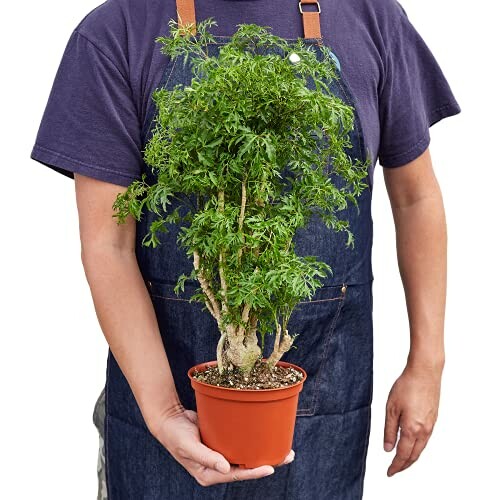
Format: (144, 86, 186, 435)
(392, 189, 446, 371)
(82, 247, 183, 432)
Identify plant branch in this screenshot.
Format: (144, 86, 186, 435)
(273, 322, 282, 353)
(266, 323, 295, 371)
(216, 332, 227, 374)
(236, 303, 252, 338)
(193, 250, 222, 324)
(219, 250, 229, 314)
(248, 311, 258, 339)
(204, 298, 215, 318)
(237, 174, 248, 266)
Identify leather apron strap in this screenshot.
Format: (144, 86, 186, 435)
(299, 0, 322, 39)
(176, 0, 197, 35)
(175, 0, 322, 39)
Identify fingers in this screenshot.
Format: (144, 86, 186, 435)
(276, 449, 295, 467)
(183, 457, 275, 487)
(383, 367, 441, 477)
(182, 446, 295, 486)
(183, 409, 198, 425)
(180, 440, 231, 475)
(386, 421, 434, 476)
(398, 437, 427, 473)
(384, 401, 400, 452)
(396, 420, 434, 473)
(387, 427, 416, 477)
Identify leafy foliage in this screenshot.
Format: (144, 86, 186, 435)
(113, 18, 369, 347)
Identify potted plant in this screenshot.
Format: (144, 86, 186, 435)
(112, 18, 369, 468)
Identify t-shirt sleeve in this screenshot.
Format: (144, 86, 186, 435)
(377, 1, 461, 168)
(30, 29, 143, 187)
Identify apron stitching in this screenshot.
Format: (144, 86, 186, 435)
(142, 57, 179, 142)
(296, 409, 314, 416)
(299, 296, 343, 303)
(301, 403, 372, 417)
(150, 293, 345, 303)
(314, 40, 370, 284)
(150, 294, 191, 302)
(334, 62, 371, 194)
(309, 293, 346, 414)
(328, 69, 353, 286)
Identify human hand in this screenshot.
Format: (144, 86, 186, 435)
(384, 360, 443, 477)
(149, 406, 294, 486)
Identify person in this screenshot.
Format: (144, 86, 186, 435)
(30, 0, 460, 498)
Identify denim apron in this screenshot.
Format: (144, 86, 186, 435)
(101, 6, 374, 499)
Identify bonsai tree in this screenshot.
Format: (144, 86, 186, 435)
(112, 18, 369, 379)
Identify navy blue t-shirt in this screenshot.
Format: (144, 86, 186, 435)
(30, 0, 461, 188)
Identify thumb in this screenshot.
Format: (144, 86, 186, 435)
(183, 409, 199, 425)
(188, 440, 231, 474)
(384, 403, 400, 452)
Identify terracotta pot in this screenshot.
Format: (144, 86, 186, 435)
(187, 358, 307, 469)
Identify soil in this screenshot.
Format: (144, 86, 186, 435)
(192, 357, 304, 390)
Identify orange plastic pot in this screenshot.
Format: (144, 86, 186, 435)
(187, 358, 307, 469)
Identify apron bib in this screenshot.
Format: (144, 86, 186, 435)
(102, 1, 374, 498)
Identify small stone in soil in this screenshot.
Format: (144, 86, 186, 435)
(192, 358, 304, 390)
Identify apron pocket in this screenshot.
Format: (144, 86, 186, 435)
(276, 285, 346, 416)
(146, 279, 346, 417)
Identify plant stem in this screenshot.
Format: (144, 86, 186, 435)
(236, 303, 251, 338)
(248, 311, 258, 340)
(219, 250, 229, 314)
(217, 189, 230, 315)
(273, 322, 282, 354)
(218, 189, 225, 211)
(193, 250, 222, 325)
(266, 320, 295, 370)
(237, 175, 248, 266)
(216, 332, 227, 374)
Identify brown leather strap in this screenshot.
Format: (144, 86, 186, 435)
(299, 0, 322, 40)
(175, 0, 322, 40)
(176, 0, 196, 35)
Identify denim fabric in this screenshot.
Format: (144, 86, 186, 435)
(98, 32, 374, 499)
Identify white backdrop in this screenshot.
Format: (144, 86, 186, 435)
(1, 1, 498, 498)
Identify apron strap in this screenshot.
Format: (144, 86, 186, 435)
(175, 0, 322, 40)
(176, 0, 197, 35)
(299, 0, 322, 39)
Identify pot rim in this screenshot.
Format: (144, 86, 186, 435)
(187, 358, 307, 393)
